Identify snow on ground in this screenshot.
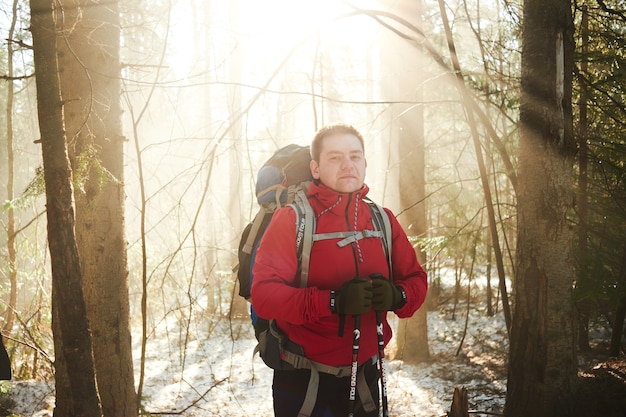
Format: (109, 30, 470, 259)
(3, 305, 508, 417)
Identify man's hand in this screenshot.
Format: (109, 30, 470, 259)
(371, 275, 405, 311)
(334, 278, 373, 316)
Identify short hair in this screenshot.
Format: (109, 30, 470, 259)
(310, 123, 365, 162)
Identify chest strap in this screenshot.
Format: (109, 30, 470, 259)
(313, 230, 384, 247)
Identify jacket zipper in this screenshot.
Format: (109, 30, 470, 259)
(345, 193, 361, 277)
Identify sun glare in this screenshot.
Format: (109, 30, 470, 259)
(167, 0, 380, 79)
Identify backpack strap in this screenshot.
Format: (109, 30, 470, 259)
(289, 193, 393, 283)
(325, 230, 385, 246)
(310, 199, 392, 278)
(365, 198, 393, 280)
(270, 194, 392, 417)
(280, 349, 378, 416)
(260, 319, 378, 417)
(241, 206, 272, 255)
(290, 188, 315, 288)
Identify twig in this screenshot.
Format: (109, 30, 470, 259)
(140, 377, 228, 415)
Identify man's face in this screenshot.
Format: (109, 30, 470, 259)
(310, 132, 366, 193)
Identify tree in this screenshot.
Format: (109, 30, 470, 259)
(29, 0, 102, 415)
(394, 111, 430, 363)
(2, 0, 19, 338)
(375, 0, 430, 364)
(505, 0, 577, 416)
(571, 0, 626, 358)
(55, 0, 137, 415)
(574, 4, 591, 351)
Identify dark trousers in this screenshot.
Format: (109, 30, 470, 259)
(272, 359, 380, 417)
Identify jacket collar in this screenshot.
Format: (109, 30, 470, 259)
(308, 180, 370, 212)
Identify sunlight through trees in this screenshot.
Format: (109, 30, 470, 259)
(1, 0, 625, 415)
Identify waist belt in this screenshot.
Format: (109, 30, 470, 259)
(281, 350, 378, 417)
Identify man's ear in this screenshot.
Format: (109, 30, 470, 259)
(310, 159, 320, 179)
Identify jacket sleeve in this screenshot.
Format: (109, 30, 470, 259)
(384, 208, 428, 318)
(250, 207, 333, 325)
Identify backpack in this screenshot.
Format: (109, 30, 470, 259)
(235, 144, 314, 336)
(236, 144, 313, 300)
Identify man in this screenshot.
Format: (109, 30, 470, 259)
(251, 122, 428, 417)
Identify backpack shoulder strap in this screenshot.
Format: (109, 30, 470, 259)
(289, 192, 393, 286)
(289, 187, 315, 289)
(241, 206, 272, 255)
(364, 198, 393, 280)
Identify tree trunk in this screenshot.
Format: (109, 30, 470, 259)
(486, 242, 494, 316)
(575, 5, 591, 352)
(2, 0, 19, 338)
(29, 0, 102, 415)
(505, 0, 577, 416)
(610, 295, 626, 357)
(609, 244, 626, 357)
(394, 95, 430, 363)
(389, 0, 430, 365)
(56, 0, 137, 416)
(447, 386, 469, 417)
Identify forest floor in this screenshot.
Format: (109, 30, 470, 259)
(0, 303, 624, 416)
(574, 343, 626, 417)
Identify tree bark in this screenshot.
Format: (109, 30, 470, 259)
(575, 5, 591, 352)
(447, 386, 469, 417)
(56, 0, 137, 415)
(505, 0, 577, 416)
(29, 0, 102, 415)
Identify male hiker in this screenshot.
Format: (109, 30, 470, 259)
(251, 122, 428, 417)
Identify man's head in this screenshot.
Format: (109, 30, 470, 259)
(310, 123, 367, 193)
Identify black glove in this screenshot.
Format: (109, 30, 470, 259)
(371, 274, 406, 311)
(333, 278, 373, 316)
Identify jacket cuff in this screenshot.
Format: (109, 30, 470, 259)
(317, 290, 335, 318)
(393, 285, 408, 310)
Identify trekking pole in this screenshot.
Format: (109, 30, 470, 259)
(376, 311, 389, 417)
(348, 314, 361, 417)
(370, 272, 390, 417)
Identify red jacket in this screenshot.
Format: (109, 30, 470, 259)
(251, 181, 428, 367)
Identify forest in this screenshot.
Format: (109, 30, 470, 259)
(0, 0, 625, 416)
